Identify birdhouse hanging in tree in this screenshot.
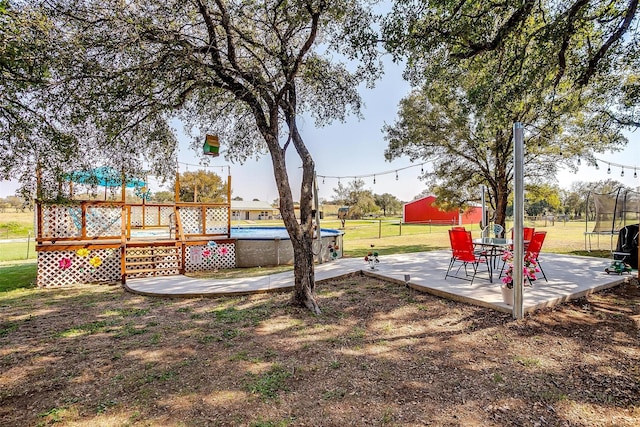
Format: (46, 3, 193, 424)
(203, 134, 220, 157)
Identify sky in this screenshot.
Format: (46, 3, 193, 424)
(1, 58, 639, 202)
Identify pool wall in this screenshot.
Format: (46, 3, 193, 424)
(235, 230, 344, 268)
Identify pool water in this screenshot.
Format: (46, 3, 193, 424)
(231, 226, 341, 240)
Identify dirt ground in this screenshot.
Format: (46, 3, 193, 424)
(1, 274, 639, 426)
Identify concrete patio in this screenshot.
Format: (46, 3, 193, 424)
(124, 251, 636, 314)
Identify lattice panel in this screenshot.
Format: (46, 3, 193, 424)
(180, 207, 203, 234)
(185, 243, 236, 272)
(205, 207, 229, 234)
(130, 206, 143, 227)
(86, 206, 122, 237)
(159, 207, 174, 226)
(37, 248, 120, 287)
(144, 207, 160, 227)
(41, 205, 82, 239)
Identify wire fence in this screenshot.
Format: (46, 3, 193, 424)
(0, 233, 37, 262)
(0, 217, 587, 263)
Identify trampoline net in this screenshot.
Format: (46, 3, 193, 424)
(618, 189, 640, 228)
(588, 188, 640, 233)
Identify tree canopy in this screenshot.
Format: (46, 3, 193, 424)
(332, 179, 378, 219)
(381, 0, 637, 228)
(3, 0, 380, 313)
(177, 170, 227, 203)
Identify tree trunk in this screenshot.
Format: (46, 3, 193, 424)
(494, 180, 510, 232)
(290, 233, 320, 314)
(262, 121, 320, 314)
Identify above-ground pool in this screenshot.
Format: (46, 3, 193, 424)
(232, 226, 344, 267)
(130, 226, 344, 268)
(231, 226, 341, 240)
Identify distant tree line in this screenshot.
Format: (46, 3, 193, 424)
(330, 179, 403, 219)
(0, 196, 30, 212)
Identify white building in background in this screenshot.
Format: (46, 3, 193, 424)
(230, 200, 279, 221)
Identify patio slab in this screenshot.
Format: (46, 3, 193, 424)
(124, 251, 635, 314)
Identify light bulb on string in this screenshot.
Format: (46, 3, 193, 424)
(322, 177, 325, 184)
(395, 170, 398, 181)
(373, 175, 376, 184)
(421, 164, 424, 173)
(577, 158, 581, 165)
(621, 167, 625, 177)
(634, 168, 638, 179)
(607, 164, 611, 174)
(594, 161, 599, 170)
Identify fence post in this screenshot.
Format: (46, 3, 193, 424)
(378, 219, 382, 238)
(399, 220, 402, 236)
(26, 232, 31, 259)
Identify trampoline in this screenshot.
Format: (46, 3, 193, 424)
(584, 188, 640, 251)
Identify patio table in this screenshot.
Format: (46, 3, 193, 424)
(473, 238, 513, 280)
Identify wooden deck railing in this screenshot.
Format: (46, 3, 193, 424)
(36, 200, 231, 243)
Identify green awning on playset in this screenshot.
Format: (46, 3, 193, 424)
(65, 167, 146, 188)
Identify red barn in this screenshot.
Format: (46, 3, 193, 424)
(403, 196, 483, 225)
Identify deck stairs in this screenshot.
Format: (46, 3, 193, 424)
(123, 243, 182, 281)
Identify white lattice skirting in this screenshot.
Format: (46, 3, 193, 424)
(185, 243, 236, 272)
(38, 241, 238, 287)
(38, 248, 121, 287)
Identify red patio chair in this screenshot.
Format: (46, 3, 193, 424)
(500, 230, 547, 282)
(445, 229, 491, 284)
(509, 227, 535, 242)
(508, 227, 535, 251)
(525, 231, 547, 282)
(523, 227, 535, 242)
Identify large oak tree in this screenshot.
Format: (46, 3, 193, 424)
(5, 0, 380, 313)
(381, 0, 638, 228)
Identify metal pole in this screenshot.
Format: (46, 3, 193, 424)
(513, 122, 525, 319)
(314, 171, 322, 264)
(481, 185, 487, 237)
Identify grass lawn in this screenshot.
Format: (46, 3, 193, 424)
(1, 274, 638, 426)
(1, 213, 638, 425)
(0, 210, 34, 238)
(0, 262, 37, 292)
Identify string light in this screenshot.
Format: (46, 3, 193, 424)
(373, 175, 376, 184)
(591, 157, 638, 179)
(176, 161, 230, 175)
(317, 161, 427, 183)
(577, 158, 581, 165)
(594, 161, 599, 170)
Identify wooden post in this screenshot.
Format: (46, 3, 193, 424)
(175, 171, 180, 203)
(36, 161, 42, 241)
(121, 170, 126, 202)
(81, 202, 87, 239)
(227, 170, 232, 237)
(202, 205, 207, 234)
